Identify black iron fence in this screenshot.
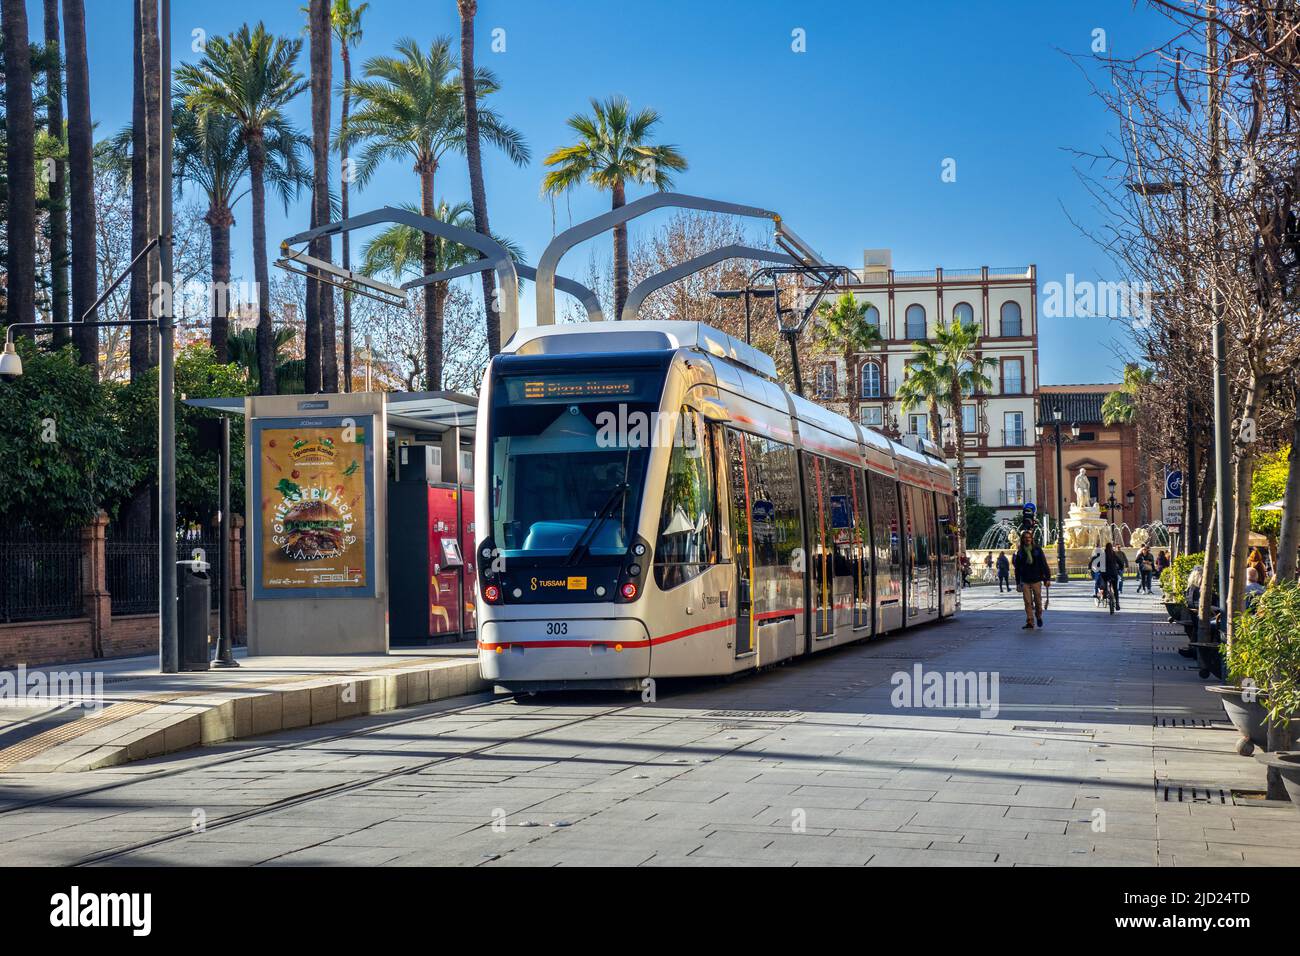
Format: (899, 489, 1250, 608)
(106, 526, 230, 615)
(0, 527, 84, 623)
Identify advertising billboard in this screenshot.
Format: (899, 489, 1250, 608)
(250, 415, 375, 599)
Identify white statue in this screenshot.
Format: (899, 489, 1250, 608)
(1073, 467, 1091, 509)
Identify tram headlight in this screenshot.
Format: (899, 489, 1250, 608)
(620, 582, 638, 600)
(484, 584, 501, 603)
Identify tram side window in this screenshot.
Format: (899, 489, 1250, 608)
(750, 436, 801, 572)
(909, 485, 932, 569)
(654, 408, 718, 589)
(867, 470, 902, 600)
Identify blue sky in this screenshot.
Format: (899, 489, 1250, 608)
(45, 0, 1172, 383)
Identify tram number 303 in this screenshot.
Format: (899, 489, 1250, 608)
(545, 622, 569, 635)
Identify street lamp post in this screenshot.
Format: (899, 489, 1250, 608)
(1037, 404, 1077, 584)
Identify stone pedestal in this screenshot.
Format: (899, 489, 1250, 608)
(1061, 503, 1108, 551)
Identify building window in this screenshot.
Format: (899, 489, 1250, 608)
(961, 403, 977, 434)
(1005, 472, 1026, 505)
(1001, 301, 1022, 336)
(905, 304, 926, 339)
(1003, 411, 1025, 446)
(1002, 358, 1024, 395)
(864, 305, 880, 336)
(814, 363, 836, 399)
(860, 362, 881, 398)
(953, 301, 975, 330)
(964, 471, 980, 501)
(861, 406, 883, 427)
(908, 413, 928, 436)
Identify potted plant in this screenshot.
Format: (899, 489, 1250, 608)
(1162, 552, 1203, 624)
(1228, 582, 1300, 807)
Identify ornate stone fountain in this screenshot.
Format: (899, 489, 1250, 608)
(1061, 467, 1109, 550)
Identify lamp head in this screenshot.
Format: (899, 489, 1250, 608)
(0, 340, 23, 379)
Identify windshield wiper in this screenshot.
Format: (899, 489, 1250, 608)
(566, 482, 629, 566)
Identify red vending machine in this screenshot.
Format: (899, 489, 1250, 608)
(388, 445, 475, 644)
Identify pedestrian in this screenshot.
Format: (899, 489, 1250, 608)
(1156, 550, 1170, 574)
(960, 553, 971, 588)
(1115, 547, 1129, 594)
(1136, 546, 1156, 593)
(1011, 530, 1051, 630)
(1247, 548, 1266, 583)
(1099, 542, 1123, 609)
(1245, 565, 1266, 610)
(996, 551, 1011, 592)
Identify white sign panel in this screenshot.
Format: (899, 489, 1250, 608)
(1161, 497, 1183, 528)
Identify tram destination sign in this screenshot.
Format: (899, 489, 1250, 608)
(506, 374, 640, 403)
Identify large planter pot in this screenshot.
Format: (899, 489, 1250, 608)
(1252, 751, 1300, 810)
(1165, 602, 1185, 623)
(1207, 685, 1268, 755)
(1191, 642, 1225, 680)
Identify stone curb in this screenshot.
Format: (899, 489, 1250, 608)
(9, 658, 488, 773)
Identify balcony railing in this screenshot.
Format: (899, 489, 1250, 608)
(1001, 427, 1030, 447)
(999, 488, 1028, 506)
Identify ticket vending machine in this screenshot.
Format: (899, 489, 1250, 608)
(388, 445, 475, 645)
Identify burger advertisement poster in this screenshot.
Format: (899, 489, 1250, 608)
(250, 415, 376, 599)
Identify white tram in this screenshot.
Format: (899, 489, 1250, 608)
(474, 320, 959, 693)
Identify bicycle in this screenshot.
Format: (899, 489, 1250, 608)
(1103, 576, 1118, 614)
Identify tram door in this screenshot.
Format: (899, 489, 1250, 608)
(725, 429, 754, 657)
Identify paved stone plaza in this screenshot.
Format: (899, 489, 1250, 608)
(1, 582, 1297, 867)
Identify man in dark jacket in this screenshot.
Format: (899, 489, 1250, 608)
(1011, 531, 1051, 629)
(995, 551, 1011, 592)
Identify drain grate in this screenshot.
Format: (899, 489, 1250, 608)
(703, 710, 800, 720)
(1153, 716, 1213, 728)
(1001, 676, 1054, 686)
(1156, 781, 1228, 803)
(1012, 725, 1095, 736)
(1155, 664, 1197, 670)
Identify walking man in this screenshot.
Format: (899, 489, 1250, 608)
(1011, 531, 1051, 629)
(996, 551, 1010, 592)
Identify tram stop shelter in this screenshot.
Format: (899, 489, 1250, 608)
(185, 391, 477, 657)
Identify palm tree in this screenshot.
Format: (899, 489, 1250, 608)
(304, 0, 335, 393)
(228, 325, 304, 394)
(542, 96, 688, 319)
(813, 293, 882, 420)
(894, 342, 949, 453)
(178, 23, 309, 395)
(63, 0, 98, 371)
(129, 0, 161, 379)
(455, 0, 502, 357)
(1102, 362, 1155, 425)
(3, 0, 37, 332)
(331, 0, 368, 390)
(340, 35, 528, 389)
(933, 319, 997, 545)
(41, 0, 70, 347)
(171, 101, 310, 363)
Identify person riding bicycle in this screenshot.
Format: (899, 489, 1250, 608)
(1099, 542, 1123, 610)
(1089, 548, 1105, 604)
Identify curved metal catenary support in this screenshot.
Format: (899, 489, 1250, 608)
(279, 206, 521, 341)
(620, 245, 799, 323)
(535, 193, 789, 327)
(404, 262, 603, 324)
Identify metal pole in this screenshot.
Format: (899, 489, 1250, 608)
(1207, 3, 1233, 610)
(454, 416, 465, 644)
(743, 288, 752, 344)
(1054, 423, 1067, 582)
(214, 414, 238, 666)
(158, 0, 178, 673)
(1186, 387, 1199, 549)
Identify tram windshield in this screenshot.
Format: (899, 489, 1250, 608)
(489, 368, 665, 564)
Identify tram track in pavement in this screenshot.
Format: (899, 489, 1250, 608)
(71, 697, 650, 866)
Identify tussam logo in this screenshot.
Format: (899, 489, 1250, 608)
(890, 664, 1000, 718)
(49, 886, 151, 937)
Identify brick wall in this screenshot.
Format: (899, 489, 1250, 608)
(0, 512, 245, 669)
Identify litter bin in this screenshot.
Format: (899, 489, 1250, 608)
(177, 555, 211, 672)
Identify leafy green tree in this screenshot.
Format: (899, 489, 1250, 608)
(0, 342, 136, 531)
(1251, 446, 1288, 541)
(964, 497, 996, 551)
(113, 344, 250, 524)
(1102, 363, 1155, 425)
(542, 96, 687, 320)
